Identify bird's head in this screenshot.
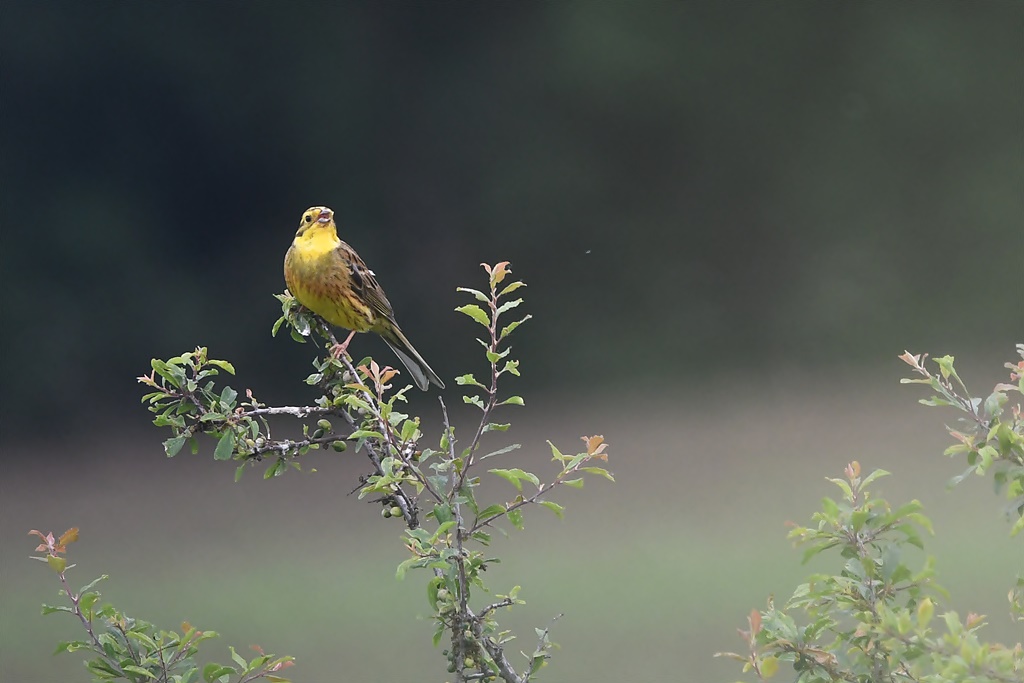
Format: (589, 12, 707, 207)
(295, 206, 336, 237)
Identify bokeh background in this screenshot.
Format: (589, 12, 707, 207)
(2, 3, 1021, 681)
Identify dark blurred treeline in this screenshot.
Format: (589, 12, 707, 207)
(1, 2, 1021, 438)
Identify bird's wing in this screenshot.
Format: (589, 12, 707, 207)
(335, 241, 397, 323)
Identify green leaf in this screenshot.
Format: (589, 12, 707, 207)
(540, 501, 565, 518)
(475, 504, 507, 521)
(581, 466, 615, 482)
(483, 422, 511, 433)
(214, 430, 236, 461)
(123, 665, 158, 679)
(934, 354, 956, 380)
(562, 478, 584, 489)
(79, 575, 108, 594)
(455, 304, 490, 327)
(271, 316, 286, 337)
(499, 396, 524, 406)
(125, 630, 158, 651)
(202, 663, 235, 683)
(434, 504, 454, 524)
(499, 315, 532, 340)
(456, 374, 486, 388)
(463, 395, 485, 410)
(498, 280, 526, 297)
(41, 604, 74, 615)
(164, 435, 187, 458)
(508, 508, 524, 530)
(456, 287, 489, 303)
(495, 298, 523, 316)
(548, 441, 566, 463)
(395, 556, 418, 581)
(207, 359, 235, 375)
(229, 646, 247, 669)
(46, 555, 66, 573)
(79, 591, 101, 612)
(489, 468, 539, 491)
(349, 430, 384, 440)
(486, 347, 511, 364)
(860, 468, 891, 488)
(219, 385, 237, 407)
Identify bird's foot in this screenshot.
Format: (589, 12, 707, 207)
(328, 330, 358, 360)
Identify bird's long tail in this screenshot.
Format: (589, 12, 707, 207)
(381, 327, 445, 391)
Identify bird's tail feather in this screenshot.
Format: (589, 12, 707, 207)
(382, 328, 445, 391)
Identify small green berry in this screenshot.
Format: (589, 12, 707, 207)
(382, 508, 392, 519)
(317, 418, 332, 431)
(390, 506, 402, 518)
(331, 440, 347, 452)
(312, 428, 325, 439)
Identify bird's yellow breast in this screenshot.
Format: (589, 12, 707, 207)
(284, 226, 375, 332)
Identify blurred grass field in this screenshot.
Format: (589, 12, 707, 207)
(3, 370, 1020, 682)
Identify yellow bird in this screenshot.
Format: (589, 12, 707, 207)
(283, 206, 445, 391)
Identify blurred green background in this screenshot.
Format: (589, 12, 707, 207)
(1, 3, 1021, 681)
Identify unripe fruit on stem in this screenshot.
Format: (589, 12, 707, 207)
(317, 419, 332, 431)
(436, 589, 450, 602)
(463, 658, 475, 668)
(382, 508, 392, 519)
(312, 428, 325, 439)
(331, 440, 347, 452)
(390, 506, 402, 517)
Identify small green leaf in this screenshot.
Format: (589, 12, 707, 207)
(79, 575, 108, 594)
(498, 281, 526, 297)
(455, 374, 486, 388)
(434, 504, 454, 524)
(164, 435, 187, 458)
(455, 304, 490, 327)
(456, 287, 489, 303)
(41, 604, 74, 615)
(396, 556, 418, 580)
(46, 555, 66, 574)
(499, 315, 532, 340)
(508, 508, 524, 530)
(581, 466, 615, 482)
(934, 354, 956, 380)
(562, 478, 584, 489)
(123, 665, 158, 679)
(548, 441, 566, 462)
(495, 298, 523, 316)
(202, 663, 236, 683)
(349, 430, 384, 440)
(214, 430, 236, 461)
(229, 646, 247, 669)
(489, 468, 539, 491)
(207, 359, 236, 375)
(499, 396, 524, 406)
(219, 385, 237, 407)
(540, 501, 565, 518)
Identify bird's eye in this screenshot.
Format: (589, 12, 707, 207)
(304, 214, 312, 223)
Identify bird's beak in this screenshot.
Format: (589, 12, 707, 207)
(317, 210, 332, 224)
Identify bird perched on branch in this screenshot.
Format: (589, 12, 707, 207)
(283, 206, 445, 391)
